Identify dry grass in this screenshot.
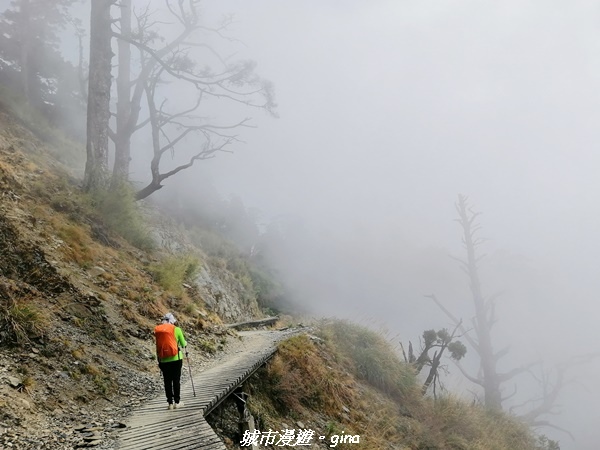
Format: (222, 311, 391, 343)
(247, 334, 355, 422)
(317, 319, 417, 400)
(2, 303, 48, 346)
(135, 294, 165, 319)
(54, 220, 100, 267)
(246, 320, 544, 450)
(0, 281, 49, 347)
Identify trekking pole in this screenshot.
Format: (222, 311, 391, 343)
(186, 350, 196, 397)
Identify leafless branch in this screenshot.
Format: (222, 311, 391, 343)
(425, 294, 479, 351)
(453, 361, 484, 387)
(501, 384, 517, 402)
(498, 361, 539, 383)
(529, 421, 575, 441)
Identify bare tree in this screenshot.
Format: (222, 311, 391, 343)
(83, 0, 114, 192)
(452, 194, 504, 409)
(427, 195, 538, 410)
(429, 196, 551, 410)
(428, 194, 595, 436)
(510, 363, 572, 437)
(110, 0, 277, 197)
(135, 66, 250, 200)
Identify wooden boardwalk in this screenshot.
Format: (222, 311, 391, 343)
(116, 330, 294, 450)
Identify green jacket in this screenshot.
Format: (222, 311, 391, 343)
(158, 326, 187, 363)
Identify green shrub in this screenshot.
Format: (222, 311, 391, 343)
(150, 254, 200, 296)
(92, 184, 155, 250)
(536, 435, 561, 450)
(317, 319, 416, 399)
(197, 337, 217, 354)
(248, 265, 284, 310)
(189, 227, 233, 257)
(93, 374, 115, 395)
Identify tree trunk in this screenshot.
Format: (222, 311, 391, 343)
(83, 0, 113, 192)
(111, 0, 132, 188)
(17, 0, 31, 103)
(456, 195, 502, 410)
(134, 83, 163, 201)
(135, 180, 163, 200)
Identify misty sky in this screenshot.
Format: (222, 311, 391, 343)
(181, 2, 600, 448)
(193, 0, 600, 281)
(13, 0, 600, 447)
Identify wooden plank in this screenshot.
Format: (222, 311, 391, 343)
(117, 329, 297, 450)
(225, 316, 279, 330)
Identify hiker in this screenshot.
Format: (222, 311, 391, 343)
(154, 312, 187, 410)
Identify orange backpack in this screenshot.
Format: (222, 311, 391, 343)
(154, 323, 179, 359)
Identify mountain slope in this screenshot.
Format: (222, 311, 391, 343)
(0, 108, 557, 450)
(0, 109, 263, 449)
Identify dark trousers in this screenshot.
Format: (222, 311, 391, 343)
(159, 359, 183, 404)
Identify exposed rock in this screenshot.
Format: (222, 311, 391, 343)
(6, 376, 21, 388)
(87, 267, 106, 278)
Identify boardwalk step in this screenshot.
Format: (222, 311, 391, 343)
(117, 330, 296, 450)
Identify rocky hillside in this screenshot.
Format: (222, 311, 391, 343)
(0, 109, 271, 449)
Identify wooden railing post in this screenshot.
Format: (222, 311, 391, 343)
(234, 388, 258, 450)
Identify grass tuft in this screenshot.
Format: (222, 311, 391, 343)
(256, 334, 356, 417)
(0, 300, 48, 346)
(149, 254, 200, 296)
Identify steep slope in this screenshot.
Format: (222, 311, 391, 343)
(209, 321, 552, 450)
(0, 110, 265, 449)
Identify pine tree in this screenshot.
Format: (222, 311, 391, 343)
(0, 0, 76, 106)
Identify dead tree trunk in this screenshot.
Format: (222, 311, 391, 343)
(455, 195, 502, 410)
(428, 195, 590, 436)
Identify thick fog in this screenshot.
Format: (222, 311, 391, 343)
(182, 2, 600, 448)
(13, 0, 600, 448)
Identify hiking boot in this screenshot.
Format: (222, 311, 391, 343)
(175, 402, 184, 409)
(167, 404, 174, 410)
